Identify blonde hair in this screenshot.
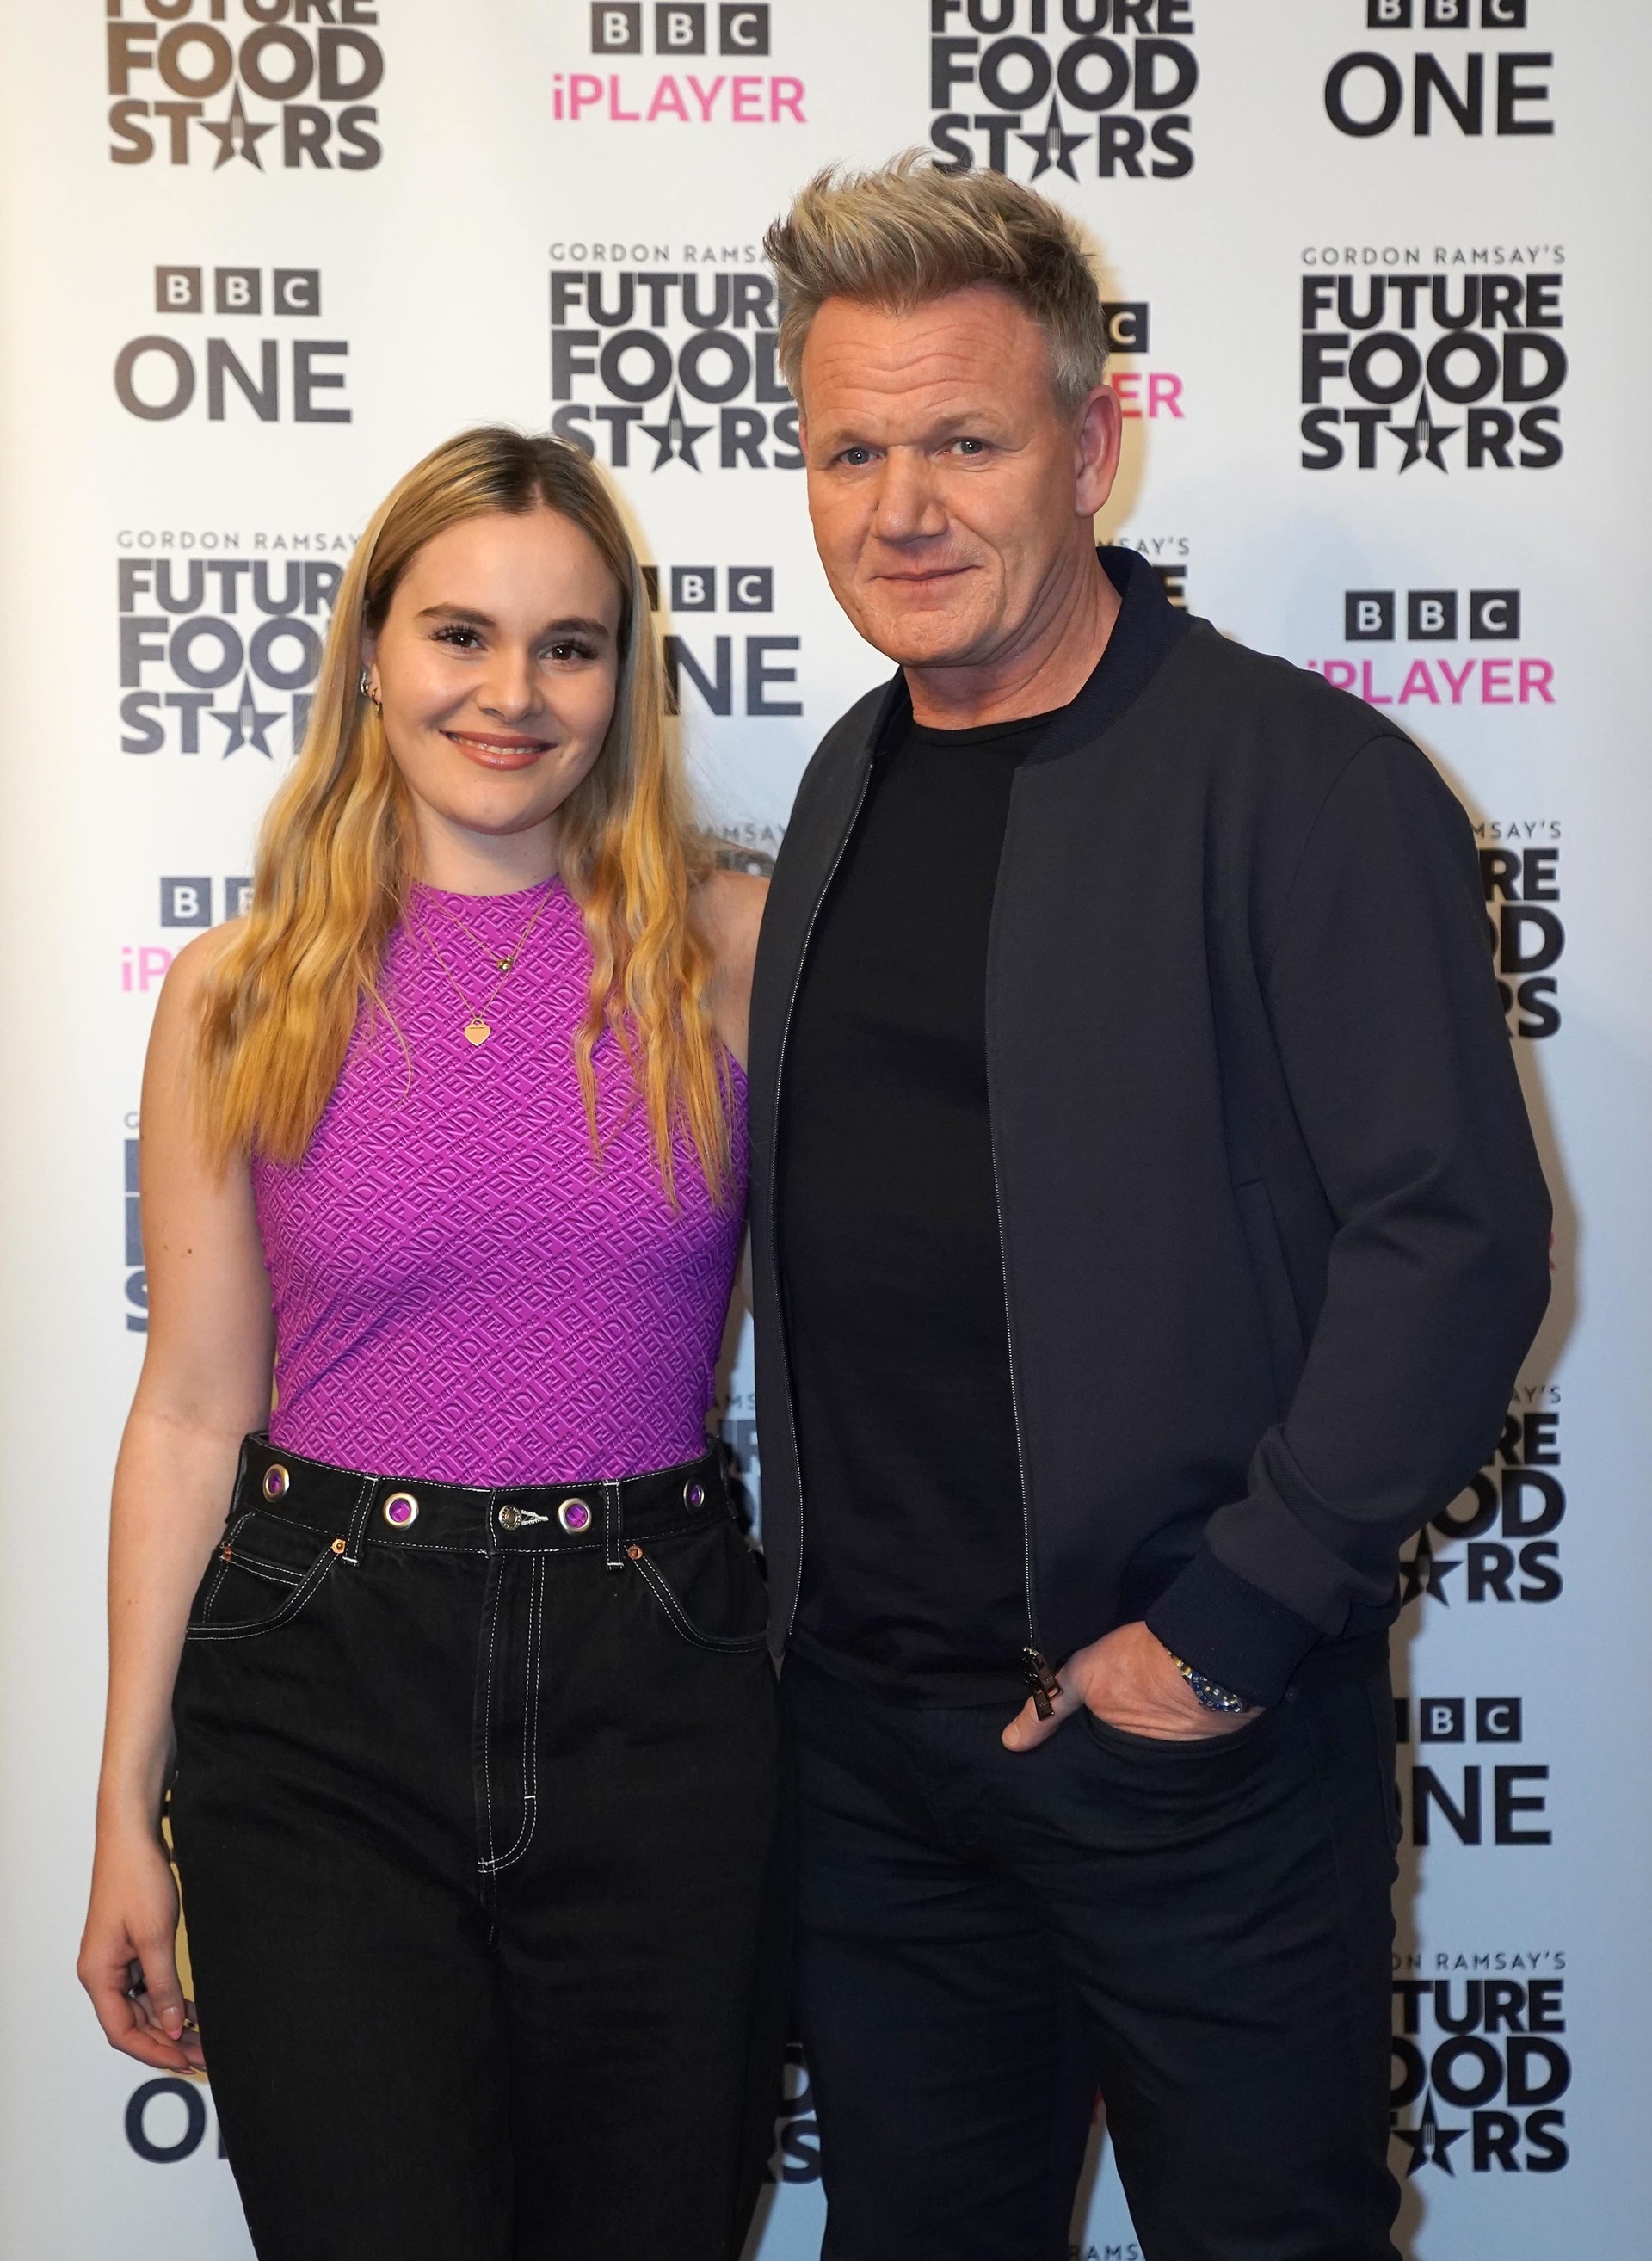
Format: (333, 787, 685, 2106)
(193, 427, 730, 1204)
(763, 151, 1112, 416)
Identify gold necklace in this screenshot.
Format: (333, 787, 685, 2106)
(410, 884, 555, 1047)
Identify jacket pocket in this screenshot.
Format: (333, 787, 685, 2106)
(625, 1527, 770, 1654)
(1232, 1177, 1308, 1414)
(185, 1508, 342, 1642)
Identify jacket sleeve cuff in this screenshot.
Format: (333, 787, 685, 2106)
(1144, 1549, 1322, 1710)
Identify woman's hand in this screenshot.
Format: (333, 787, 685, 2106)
(79, 1820, 204, 2073)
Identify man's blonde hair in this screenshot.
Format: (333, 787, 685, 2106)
(763, 152, 1111, 416)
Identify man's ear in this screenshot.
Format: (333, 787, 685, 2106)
(1074, 381, 1123, 519)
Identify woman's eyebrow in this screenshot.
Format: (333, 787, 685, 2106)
(413, 604, 610, 638)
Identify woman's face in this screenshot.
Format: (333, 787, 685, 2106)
(363, 505, 624, 855)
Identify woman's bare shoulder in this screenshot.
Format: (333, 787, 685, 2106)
(145, 919, 244, 1058)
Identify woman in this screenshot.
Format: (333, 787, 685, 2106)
(78, 429, 780, 2260)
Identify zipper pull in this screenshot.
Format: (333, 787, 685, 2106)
(1021, 1648, 1063, 1721)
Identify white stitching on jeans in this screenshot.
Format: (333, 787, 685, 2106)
(478, 1562, 505, 1870)
(184, 1548, 337, 1642)
(631, 1550, 769, 1653)
(484, 1554, 546, 1873)
(217, 1550, 305, 1588)
(482, 1557, 536, 1870)
(197, 1511, 255, 1620)
(342, 1471, 376, 1565)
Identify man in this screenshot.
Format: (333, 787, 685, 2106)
(747, 157, 1550, 2261)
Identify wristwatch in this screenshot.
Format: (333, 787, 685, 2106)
(1169, 1654, 1250, 1716)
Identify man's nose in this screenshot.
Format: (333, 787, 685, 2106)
(871, 447, 950, 545)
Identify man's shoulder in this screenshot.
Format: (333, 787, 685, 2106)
(1172, 617, 1407, 756)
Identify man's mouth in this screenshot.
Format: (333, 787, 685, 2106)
(443, 730, 554, 771)
(878, 565, 973, 590)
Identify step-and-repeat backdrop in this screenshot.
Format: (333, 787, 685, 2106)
(1, 6, 1648, 2257)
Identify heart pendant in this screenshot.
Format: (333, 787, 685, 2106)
(464, 1018, 491, 1046)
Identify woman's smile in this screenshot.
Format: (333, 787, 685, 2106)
(441, 727, 556, 770)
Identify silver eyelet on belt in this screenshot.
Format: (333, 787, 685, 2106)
(383, 1491, 419, 1528)
(684, 1480, 706, 1508)
(262, 1464, 290, 1500)
(558, 1497, 593, 1533)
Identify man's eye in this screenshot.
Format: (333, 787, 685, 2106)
(953, 438, 987, 456)
(840, 446, 874, 467)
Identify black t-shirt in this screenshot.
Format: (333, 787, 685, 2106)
(778, 700, 1055, 1703)
(776, 556, 1174, 1703)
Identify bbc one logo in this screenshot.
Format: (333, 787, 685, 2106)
(1391, 1966, 1569, 2178)
(1394, 1693, 1550, 1850)
(928, 0, 1198, 181)
(1401, 1388, 1566, 1606)
(1325, 3, 1552, 143)
(118, 538, 346, 761)
(643, 564, 803, 719)
(107, 0, 383, 170)
(1301, 265, 1564, 471)
(564, 4, 804, 126)
(117, 268, 350, 428)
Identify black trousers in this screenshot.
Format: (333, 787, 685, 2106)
(171, 1436, 786, 2261)
(784, 1650, 1401, 2261)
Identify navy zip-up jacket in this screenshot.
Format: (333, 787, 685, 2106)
(746, 553, 1551, 1708)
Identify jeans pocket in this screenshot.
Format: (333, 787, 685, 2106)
(1081, 1699, 1277, 1773)
(185, 1508, 342, 1641)
(625, 1525, 770, 1654)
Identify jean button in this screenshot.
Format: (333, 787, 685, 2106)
(498, 1505, 523, 1532)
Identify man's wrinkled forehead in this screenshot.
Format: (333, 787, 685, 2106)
(797, 287, 1058, 431)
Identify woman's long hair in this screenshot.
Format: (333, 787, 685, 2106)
(192, 427, 730, 1202)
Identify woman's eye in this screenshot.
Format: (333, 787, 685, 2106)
(433, 624, 482, 650)
(546, 640, 597, 664)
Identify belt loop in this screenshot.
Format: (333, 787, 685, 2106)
(342, 1471, 377, 1566)
(603, 1480, 624, 1572)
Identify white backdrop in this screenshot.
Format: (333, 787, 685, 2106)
(2, 4, 1649, 2255)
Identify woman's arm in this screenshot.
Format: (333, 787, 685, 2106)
(78, 928, 277, 2071)
(696, 867, 769, 1073)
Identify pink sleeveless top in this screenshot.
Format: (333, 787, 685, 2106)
(253, 878, 746, 1485)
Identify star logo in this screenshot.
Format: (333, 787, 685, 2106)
(1018, 96, 1088, 182)
(200, 85, 274, 172)
(1398, 1522, 1461, 1608)
(1388, 388, 1458, 473)
(212, 673, 282, 760)
(640, 385, 712, 471)
(1392, 2092, 1467, 2176)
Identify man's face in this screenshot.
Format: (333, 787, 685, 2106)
(798, 286, 1119, 671)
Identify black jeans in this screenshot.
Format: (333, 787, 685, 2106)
(785, 1650, 1401, 2261)
(171, 1436, 786, 2261)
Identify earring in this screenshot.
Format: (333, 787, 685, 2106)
(359, 668, 381, 711)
